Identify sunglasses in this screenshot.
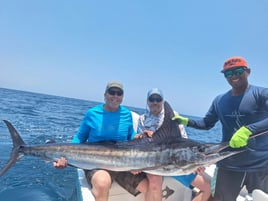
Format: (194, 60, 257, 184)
(148, 96, 163, 103)
(223, 67, 247, 78)
(107, 89, 123, 96)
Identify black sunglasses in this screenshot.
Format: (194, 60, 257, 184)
(148, 96, 163, 103)
(107, 89, 123, 96)
(223, 67, 247, 78)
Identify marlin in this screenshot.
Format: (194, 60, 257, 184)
(0, 102, 260, 177)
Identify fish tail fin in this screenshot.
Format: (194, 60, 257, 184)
(0, 120, 26, 176)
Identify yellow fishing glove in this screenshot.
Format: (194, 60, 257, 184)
(229, 126, 252, 148)
(172, 114, 189, 126)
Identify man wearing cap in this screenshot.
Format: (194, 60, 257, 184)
(173, 56, 268, 201)
(137, 88, 211, 201)
(54, 81, 148, 201)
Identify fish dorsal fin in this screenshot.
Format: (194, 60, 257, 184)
(151, 101, 182, 142)
(120, 101, 183, 147)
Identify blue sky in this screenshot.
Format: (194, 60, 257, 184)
(1, 0, 268, 116)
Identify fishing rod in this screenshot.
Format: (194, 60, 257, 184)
(216, 129, 268, 153)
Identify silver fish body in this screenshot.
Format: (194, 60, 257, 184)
(0, 119, 240, 176)
(0, 101, 248, 177)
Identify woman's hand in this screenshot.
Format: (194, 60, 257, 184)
(134, 130, 154, 139)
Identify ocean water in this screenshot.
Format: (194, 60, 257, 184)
(0, 88, 221, 201)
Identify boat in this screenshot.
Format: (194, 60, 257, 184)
(75, 167, 268, 201)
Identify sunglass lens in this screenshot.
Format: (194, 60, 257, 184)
(148, 97, 162, 102)
(234, 68, 245, 76)
(224, 70, 233, 78)
(108, 90, 123, 96)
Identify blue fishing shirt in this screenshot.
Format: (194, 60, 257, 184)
(72, 104, 136, 143)
(188, 85, 268, 172)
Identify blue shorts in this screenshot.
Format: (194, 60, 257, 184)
(172, 173, 197, 188)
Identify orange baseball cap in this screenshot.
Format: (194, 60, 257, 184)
(222, 56, 248, 72)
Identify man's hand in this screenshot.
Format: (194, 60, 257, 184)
(172, 114, 189, 126)
(53, 157, 68, 169)
(134, 130, 154, 139)
(229, 126, 252, 148)
(143, 130, 154, 138)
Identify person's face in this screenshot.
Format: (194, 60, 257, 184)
(223, 67, 250, 90)
(104, 87, 123, 111)
(147, 94, 163, 115)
